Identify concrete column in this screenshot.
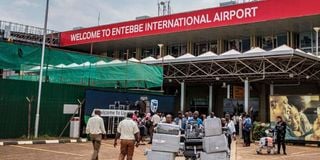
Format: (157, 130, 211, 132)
(244, 79, 249, 113)
(180, 82, 185, 112)
(135, 48, 142, 60)
(113, 50, 119, 59)
(270, 84, 274, 96)
(227, 84, 231, 99)
(208, 85, 213, 113)
(260, 83, 267, 122)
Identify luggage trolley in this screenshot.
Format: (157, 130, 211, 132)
(183, 121, 204, 160)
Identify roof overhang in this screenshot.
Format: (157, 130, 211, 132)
(144, 46, 320, 83)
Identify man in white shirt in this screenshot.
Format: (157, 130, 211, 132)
(86, 109, 106, 160)
(114, 112, 140, 160)
(225, 113, 236, 150)
(148, 112, 161, 144)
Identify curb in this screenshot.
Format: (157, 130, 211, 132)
(0, 138, 87, 146)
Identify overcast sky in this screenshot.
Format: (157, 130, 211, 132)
(0, 0, 236, 31)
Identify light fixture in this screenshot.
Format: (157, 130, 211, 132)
(289, 73, 294, 78)
(215, 77, 220, 81)
(306, 75, 310, 79)
(222, 82, 227, 88)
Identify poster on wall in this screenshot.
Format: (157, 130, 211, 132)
(270, 95, 320, 142)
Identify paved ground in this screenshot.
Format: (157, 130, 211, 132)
(0, 139, 319, 160)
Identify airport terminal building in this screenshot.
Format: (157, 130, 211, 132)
(56, 0, 320, 122)
(1, 0, 320, 142)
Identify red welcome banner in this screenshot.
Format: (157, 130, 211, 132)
(60, 0, 320, 46)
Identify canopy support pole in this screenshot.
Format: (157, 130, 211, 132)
(208, 85, 213, 114)
(180, 81, 185, 112)
(244, 79, 249, 114)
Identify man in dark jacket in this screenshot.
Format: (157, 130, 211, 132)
(275, 116, 287, 155)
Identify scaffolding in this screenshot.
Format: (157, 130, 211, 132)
(0, 20, 59, 46)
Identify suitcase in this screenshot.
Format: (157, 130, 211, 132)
(200, 151, 229, 160)
(156, 123, 180, 135)
(203, 134, 229, 153)
(203, 118, 222, 137)
(147, 150, 175, 160)
(152, 133, 180, 153)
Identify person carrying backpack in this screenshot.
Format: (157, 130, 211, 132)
(242, 113, 252, 147)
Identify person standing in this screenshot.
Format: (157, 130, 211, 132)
(188, 111, 203, 126)
(242, 113, 252, 147)
(86, 109, 106, 160)
(148, 112, 161, 144)
(275, 116, 287, 155)
(208, 112, 216, 119)
(225, 114, 236, 150)
(174, 111, 187, 131)
(114, 112, 140, 160)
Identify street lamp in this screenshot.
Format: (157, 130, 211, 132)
(314, 27, 320, 56)
(34, 0, 50, 138)
(158, 44, 164, 91)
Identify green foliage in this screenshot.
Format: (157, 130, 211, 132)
(252, 121, 270, 140)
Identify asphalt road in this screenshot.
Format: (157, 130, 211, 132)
(0, 140, 319, 160)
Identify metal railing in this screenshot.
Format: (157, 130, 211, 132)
(0, 20, 60, 46)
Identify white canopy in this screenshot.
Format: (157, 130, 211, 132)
(55, 64, 67, 68)
(93, 60, 108, 65)
(244, 47, 266, 54)
(128, 57, 139, 62)
(158, 55, 176, 60)
(220, 49, 241, 56)
(177, 53, 195, 59)
(80, 61, 91, 66)
(197, 51, 218, 57)
(141, 56, 157, 62)
(108, 59, 123, 64)
(66, 63, 80, 68)
(270, 45, 294, 52)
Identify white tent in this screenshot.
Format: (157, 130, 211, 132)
(270, 45, 294, 52)
(197, 51, 218, 57)
(80, 61, 91, 66)
(244, 47, 266, 54)
(66, 63, 80, 68)
(220, 49, 241, 56)
(55, 64, 67, 68)
(93, 60, 108, 65)
(128, 57, 140, 62)
(158, 55, 176, 60)
(108, 59, 123, 64)
(177, 53, 195, 59)
(141, 56, 157, 62)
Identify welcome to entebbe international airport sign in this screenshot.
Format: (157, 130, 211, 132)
(60, 0, 320, 46)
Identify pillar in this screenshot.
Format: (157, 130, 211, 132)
(270, 84, 274, 96)
(180, 82, 185, 112)
(244, 79, 249, 113)
(260, 83, 267, 122)
(113, 50, 119, 59)
(135, 48, 142, 60)
(227, 84, 231, 99)
(208, 85, 213, 113)
(187, 41, 193, 54)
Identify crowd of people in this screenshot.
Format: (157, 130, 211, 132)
(85, 109, 288, 159)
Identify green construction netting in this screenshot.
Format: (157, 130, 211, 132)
(0, 42, 163, 88)
(0, 41, 111, 70)
(8, 62, 163, 88)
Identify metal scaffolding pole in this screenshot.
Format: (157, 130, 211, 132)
(34, 0, 49, 138)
